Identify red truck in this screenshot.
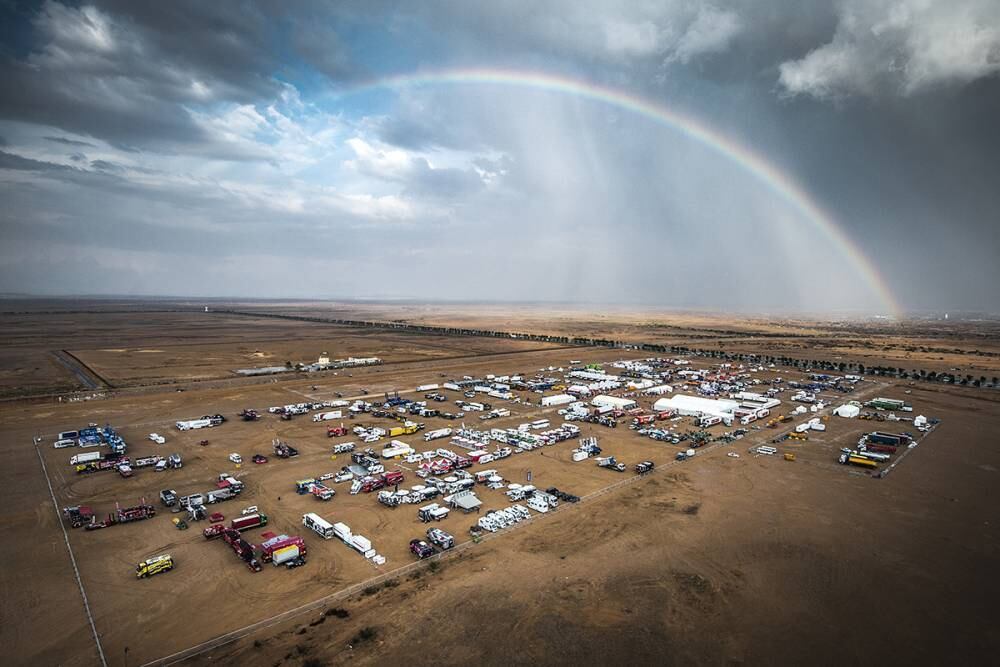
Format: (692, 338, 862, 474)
(632, 414, 655, 426)
(260, 535, 307, 563)
(360, 477, 386, 493)
(221, 528, 262, 572)
(863, 442, 898, 454)
(326, 426, 349, 437)
(206, 513, 269, 538)
(382, 470, 405, 486)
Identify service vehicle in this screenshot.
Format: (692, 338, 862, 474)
(409, 538, 435, 559)
(426, 527, 454, 550)
(136, 554, 173, 579)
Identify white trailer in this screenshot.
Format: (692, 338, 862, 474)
(302, 512, 335, 539)
(424, 428, 452, 442)
(176, 418, 212, 431)
(69, 451, 102, 465)
(333, 522, 352, 542)
(312, 411, 343, 422)
(382, 441, 414, 458)
(416, 384, 440, 392)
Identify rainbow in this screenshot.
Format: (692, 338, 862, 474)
(334, 67, 901, 317)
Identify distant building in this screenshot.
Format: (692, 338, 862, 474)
(318, 352, 331, 365)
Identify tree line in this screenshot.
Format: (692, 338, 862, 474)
(220, 310, 998, 390)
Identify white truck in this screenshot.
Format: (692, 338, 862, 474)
(423, 428, 453, 442)
(176, 418, 211, 431)
(312, 411, 343, 422)
(69, 451, 102, 465)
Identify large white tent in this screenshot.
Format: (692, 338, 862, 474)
(833, 404, 860, 418)
(653, 394, 739, 421)
(590, 395, 637, 410)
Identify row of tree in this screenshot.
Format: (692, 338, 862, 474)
(224, 311, 997, 389)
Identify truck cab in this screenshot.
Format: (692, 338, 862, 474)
(159, 489, 177, 506)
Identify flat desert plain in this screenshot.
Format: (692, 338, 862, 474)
(1, 300, 997, 667)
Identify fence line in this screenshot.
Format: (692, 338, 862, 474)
(33, 439, 108, 667)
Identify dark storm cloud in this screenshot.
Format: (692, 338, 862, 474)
(0, 1, 997, 311)
(0, 1, 281, 150)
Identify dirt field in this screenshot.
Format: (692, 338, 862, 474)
(1, 301, 998, 667)
(0, 304, 565, 396)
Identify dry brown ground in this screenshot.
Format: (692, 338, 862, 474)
(1, 303, 998, 667)
(0, 306, 565, 396)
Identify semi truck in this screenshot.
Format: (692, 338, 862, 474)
(69, 451, 103, 466)
(260, 535, 307, 563)
(63, 505, 95, 528)
(867, 431, 911, 447)
(176, 418, 212, 431)
(389, 424, 421, 437)
(230, 513, 268, 531)
(423, 428, 452, 442)
(839, 453, 878, 469)
(219, 528, 262, 572)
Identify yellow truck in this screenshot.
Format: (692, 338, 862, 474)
(136, 554, 174, 579)
(389, 424, 420, 437)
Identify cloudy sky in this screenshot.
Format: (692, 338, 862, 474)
(1, 1, 998, 314)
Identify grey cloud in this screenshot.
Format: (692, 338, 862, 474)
(44, 136, 97, 148)
(0, 149, 75, 172)
(779, 0, 1000, 99)
(404, 158, 485, 200)
(0, 1, 281, 151)
(89, 159, 125, 173)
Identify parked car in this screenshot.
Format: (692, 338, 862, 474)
(409, 538, 435, 559)
(252, 454, 268, 464)
(229, 453, 243, 464)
